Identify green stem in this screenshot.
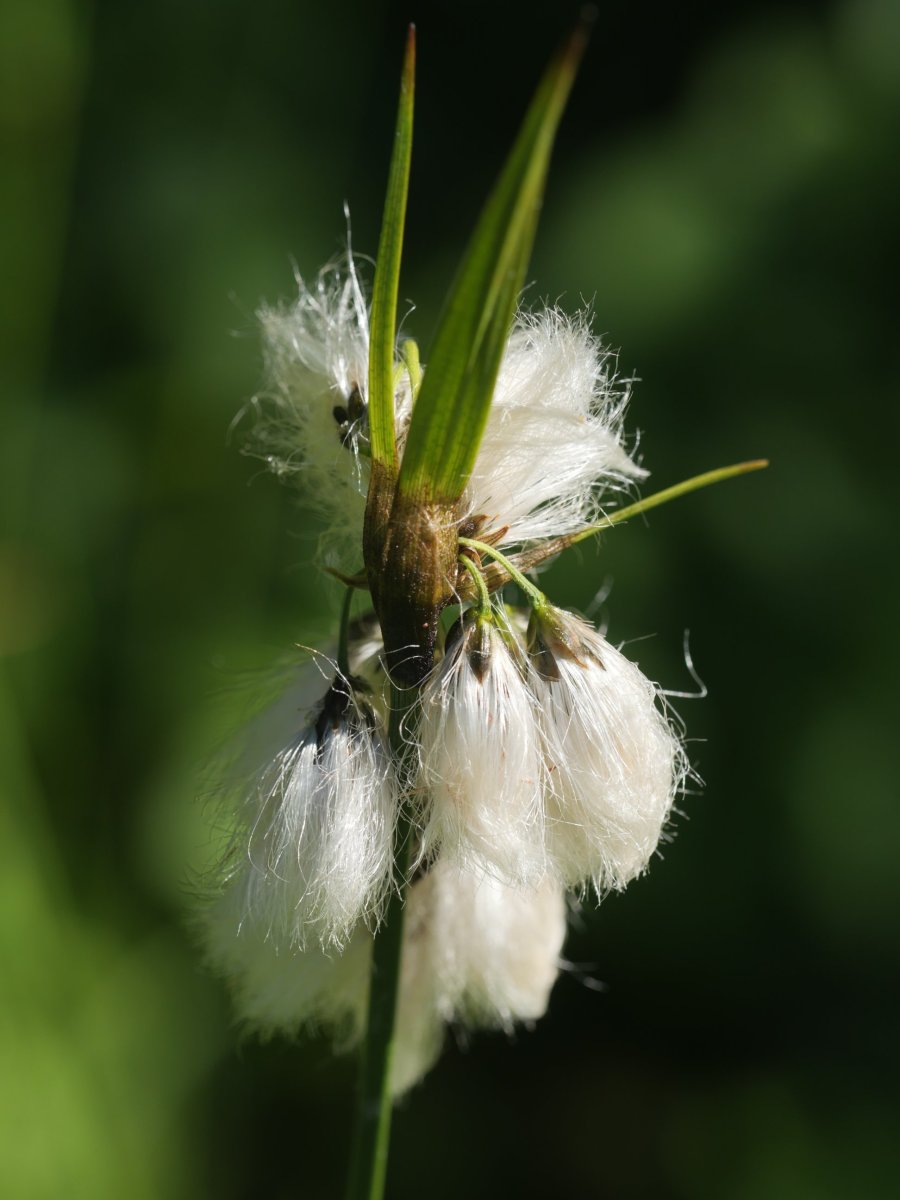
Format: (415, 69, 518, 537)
(345, 681, 418, 1200)
(458, 536, 549, 613)
(567, 459, 769, 545)
(337, 586, 355, 678)
(458, 553, 492, 618)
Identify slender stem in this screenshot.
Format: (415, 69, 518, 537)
(498, 459, 770, 579)
(337, 586, 355, 678)
(458, 536, 549, 613)
(324, 565, 370, 591)
(458, 553, 492, 618)
(567, 459, 770, 545)
(345, 681, 418, 1200)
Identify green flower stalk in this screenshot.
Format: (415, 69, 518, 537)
(198, 22, 767, 1200)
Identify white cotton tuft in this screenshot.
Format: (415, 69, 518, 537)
(252, 259, 371, 550)
(200, 879, 371, 1038)
(530, 609, 686, 894)
(416, 618, 547, 885)
(250, 257, 411, 565)
(465, 309, 646, 546)
(200, 858, 565, 1097)
(224, 679, 398, 951)
(251, 281, 643, 558)
(412, 861, 566, 1030)
(393, 864, 565, 1085)
(219, 654, 337, 786)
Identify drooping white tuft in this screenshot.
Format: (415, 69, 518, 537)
(466, 309, 646, 546)
(200, 858, 565, 1096)
(222, 679, 398, 951)
(530, 609, 686, 894)
(253, 258, 370, 541)
(201, 878, 371, 1039)
(251, 256, 411, 565)
(414, 861, 566, 1030)
(417, 618, 547, 885)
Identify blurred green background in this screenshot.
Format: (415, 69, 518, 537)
(3, 0, 898, 1196)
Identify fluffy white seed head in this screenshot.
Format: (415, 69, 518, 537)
(417, 617, 547, 885)
(221, 679, 397, 951)
(201, 879, 371, 1040)
(530, 609, 686, 894)
(414, 861, 566, 1030)
(253, 259, 370, 548)
(251, 275, 644, 560)
(201, 879, 440, 1091)
(206, 223, 703, 1114)
(201, 857, 564, 1095)
(465, 309, 647, 546)
(251, 257, 411, 566)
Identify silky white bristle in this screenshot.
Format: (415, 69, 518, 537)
(212, 678, 397, 952)
(417, 620, 547, 885)
(531, 610, 686, 894)
(465, 309, 646, 547)
(200, 858, 565, 1096)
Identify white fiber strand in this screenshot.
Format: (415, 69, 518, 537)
(417, 621, 547, 885)
(221, 684, 397, 952)
(465, 309, 646, 546)
(532, 612, 686, 894)
(200, 858, 565, 1097)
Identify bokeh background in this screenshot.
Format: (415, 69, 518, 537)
(3, 0, 899, 1196)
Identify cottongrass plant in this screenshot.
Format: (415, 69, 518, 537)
(198, 24, 766, 1200)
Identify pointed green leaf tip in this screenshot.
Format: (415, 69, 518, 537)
(367, 25, 415, 471)
(396, 23, 589, 505)
(568, 460, 771, 544)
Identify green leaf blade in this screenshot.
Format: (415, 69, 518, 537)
(397, 25, 588, 505)
(568, 460, 772, 543)
(367, 25, 415, 471)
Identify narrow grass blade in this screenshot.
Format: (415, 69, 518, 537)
(568, 460, 771, 543)
(397, 23, 588, 504)
(367, 25, 415, 471)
